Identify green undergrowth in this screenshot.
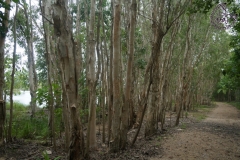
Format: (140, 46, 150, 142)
(6, 101, 27, 112)
(229, 101, 240, 110)
(192, 104, 212, 121)
(180, 123, 187, 129)
(5, 102, 63, 140)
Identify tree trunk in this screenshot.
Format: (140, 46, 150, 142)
(175, 15, 191, 126)
(145, 0, 165, 136)
(40, 0, 56, 150)
(122, 0, 137, 149)
(110, 0, 122, 152)
(98, 0, 106, 143)
(100, 6, 109, 143)
(108, 1, 114, 145)
(8, 4, 18, 142)
(86, 0, 97, 151)
(23, 1, 38, 117)
(52, 0, 84, 159)
(0, 0, 11, 146)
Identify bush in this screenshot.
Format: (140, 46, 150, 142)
(6, 102, 63, 140)
(229, 102, 240, 110)
(6, 101, 28, 112)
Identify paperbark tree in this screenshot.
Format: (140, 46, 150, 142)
(52, 0, 84, 159)
(7, 4, 18, 142)
(99, 0, 107, 143)
(145, 0, 165, 137)
(86, 0, 97, 150)
(21, 0, 38, 116)
(122, 0, 137, 149)
(110, 0, 122, 152)
(108, 1, 114, 145)
(0, 0, 11, 146)
(145, 0, 189, 136)
(40, 0, 56, 149)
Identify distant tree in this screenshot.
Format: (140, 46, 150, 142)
(0, 0, 19, 146)
(7, 3, 18, 142)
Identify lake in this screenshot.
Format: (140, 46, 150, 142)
(6, 91, 48, 108)
(7, 91, 31, 106)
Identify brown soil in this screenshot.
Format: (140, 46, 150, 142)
(0, 102, 240, 160)
(151, 102, 240, 160)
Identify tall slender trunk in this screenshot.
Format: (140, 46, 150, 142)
(100, 42, 106, 143)
(176, 15, 191, 126)
(23, 1, 38, 116)
(52, 1, 84, 159)
(8, 4, 18, 142)
(101, 7, 108, 143)
(145, 0, 165, 136)
(110, 0, 122, 152)
(76, 0, 82, 111)
(122, 0, 137, 149)
(108, 1, 114, 145)
(158, 20, 180, 130)
(40, 0, 56, 150)
(97, 0, 106, 143)
(86, 0, 97, 151)
(0, 0, 11, 146)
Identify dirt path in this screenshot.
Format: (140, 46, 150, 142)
(1, 102, 240, 160)
(151, 102, 240, 160)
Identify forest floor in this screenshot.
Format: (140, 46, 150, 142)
(0, 102, 240, 160)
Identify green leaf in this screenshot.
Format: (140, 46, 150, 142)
(223, 90, 227, 94)
(12, 0, 19, 3)
(217, 89, 222, 93)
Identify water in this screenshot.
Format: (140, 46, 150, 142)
(7, 91, 31, 106)
(6, 91, 46, 108)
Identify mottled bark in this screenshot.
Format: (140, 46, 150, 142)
(23, 1, 38, 116)
(108, 1, 114, 145)
(86, 0, 97, 151)
(175, 16, 191, 126)
(8, 4, 18, 142)
(40, 0, 56, 150)
(122, 0, 137, 149)
(145, 0, 165, 137)
(52, 0, 84, 159)
(0, 0, 11, 146)
(110, 0, 122, 152)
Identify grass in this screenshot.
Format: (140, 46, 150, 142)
(229, 102, 240, 110)
(196, 114, 207, 121)
(5, 102, 63, 140)
(157, 136, 162, 141)
(6, 101, 28, 112)
(192, 104, 212, 121)
(180, 123, 187, 129)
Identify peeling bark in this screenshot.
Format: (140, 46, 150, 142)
(52, 0, 84, 159)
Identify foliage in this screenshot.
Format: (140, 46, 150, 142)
(0, 0, 19, 36)
(217, 74, 237, 94)
(188, 0, 234, 14)
(36, 85, 49, 106)
(42, 151, 61, 160)
(229, 102, 240, 110)
(12, 113, 49, 139)
(215, 2, 240, 99)
(5, 102, 62, 140)
(36, 83, 61, 107)
(4, 53, 29, 94)
(35, 38, 47, 84)
(192, 105, 211, 121)
(5, 101, 26, 111)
